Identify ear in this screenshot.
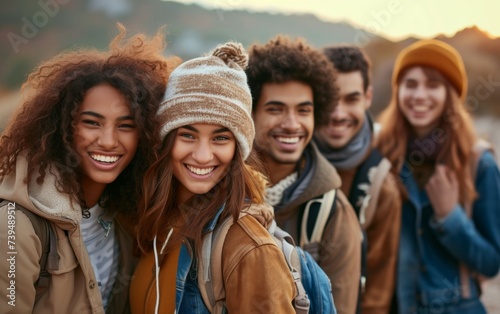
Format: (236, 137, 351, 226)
(364, 85, 373, 110)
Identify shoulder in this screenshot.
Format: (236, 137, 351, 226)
(226, 215, 276, 248)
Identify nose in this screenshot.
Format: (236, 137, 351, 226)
(97, 126, 118, 149)
(413, 84, 428, 99)
(330, 102, 347, 121)
(192, 140, 213, 164)
(281, 111, 300, 131)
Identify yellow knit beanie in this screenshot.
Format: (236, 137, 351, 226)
(158, 42, 254, 160)
(392, 39, 468, 101)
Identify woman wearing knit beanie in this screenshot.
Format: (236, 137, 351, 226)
(376, 39, 500, 314)
(130, 42, 297, 313)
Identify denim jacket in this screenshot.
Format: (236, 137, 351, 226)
(174, 207, 225, 313)
(397, 151, 500, 314)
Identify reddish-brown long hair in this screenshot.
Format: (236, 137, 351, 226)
(376, 66, 478, 205)
(136, 130, 267, 254)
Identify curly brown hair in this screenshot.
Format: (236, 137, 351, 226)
(0, 24, 179, 215)
(246, 35, 338, 126)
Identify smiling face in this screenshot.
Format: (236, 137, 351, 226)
(315, 71, 372, 149)
(252, 81, 314, 170)
(172, 123, 236, 204)
(398, 66, 447, 138)
(74, 84, 139, 200)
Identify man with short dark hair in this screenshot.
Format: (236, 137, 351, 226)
(315, 45, 401, 314)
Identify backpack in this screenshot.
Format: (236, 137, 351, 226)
(459, 139, 495, 298)
(300, 150, 392, 314)
(0, 200, 59, 289)
(197, 207, 336, 314)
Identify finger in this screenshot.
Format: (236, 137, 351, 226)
(435, 164, 450, 184)
(446, 167, 458, 188)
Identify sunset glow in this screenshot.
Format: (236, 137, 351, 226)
(170, 0, 498, 40)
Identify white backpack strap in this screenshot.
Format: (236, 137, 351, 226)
(360, 157, 392, 229)
(300, 189, 336, 247)
(198, 214, 243, 313)
(271, 221, 310, 314)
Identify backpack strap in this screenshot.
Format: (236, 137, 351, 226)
(199, 215, 234, 313)
(0, 200, 59, 288)
(459, 139, 494, 298)
(270, 220, 310, 313)
(198, 212, 310, 314)
(300, 188, 336, 247)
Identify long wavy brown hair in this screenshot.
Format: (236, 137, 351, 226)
(376, 66, 478, 205)
(136, 129, 268, 254)
(0, 24, 179, 214)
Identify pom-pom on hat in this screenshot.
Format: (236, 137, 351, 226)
(392, 39, 468, 101)
(158, 42, 254, 160)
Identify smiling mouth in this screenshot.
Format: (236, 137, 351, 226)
(90, 153, 120, 164)
(186, 165, 215, 175)
(276, 136, 300, 144)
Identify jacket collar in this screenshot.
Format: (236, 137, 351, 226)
(0, 153, 81, 226)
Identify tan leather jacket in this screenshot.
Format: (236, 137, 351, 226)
(0, 155, 136, 314)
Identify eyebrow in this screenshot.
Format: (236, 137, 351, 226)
(181, 125, 231, 134)
(264, 100, 313, 106)
(80, 111, 135, 121)
(345, 91, 362, 98)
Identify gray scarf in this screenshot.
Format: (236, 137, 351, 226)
(315, 113, 373, 170)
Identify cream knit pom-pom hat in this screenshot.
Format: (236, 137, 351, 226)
(158, 42, 254, 160)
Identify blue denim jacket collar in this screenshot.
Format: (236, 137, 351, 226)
(175, 204, 226, 313)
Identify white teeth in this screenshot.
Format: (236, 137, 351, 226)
(187, 166, 214, 175)
(91, 154, 119, 163)
(277, 137, 299, 144)
(412, 106, 428, 112)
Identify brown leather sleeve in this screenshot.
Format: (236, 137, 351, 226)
(361, 174, 401, 314)
(222, 215, 296, 313)
(319, 190, 362, 314)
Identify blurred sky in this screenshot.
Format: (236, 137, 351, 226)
(170, 0, 498, 40)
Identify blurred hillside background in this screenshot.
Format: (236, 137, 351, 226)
(0, 0, 500, 119)
(1, 1, 500, 311)
(1, 0, 500, 127)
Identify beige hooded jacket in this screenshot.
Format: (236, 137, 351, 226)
(0, 155, 136, 314)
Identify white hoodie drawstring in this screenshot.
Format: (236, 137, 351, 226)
(153, 227, 174, 314)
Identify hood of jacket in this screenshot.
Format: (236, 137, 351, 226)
(274, 142, 342, 218)
(0, 153, 81, 228)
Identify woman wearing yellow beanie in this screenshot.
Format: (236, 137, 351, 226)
(376, 39, 500, 314)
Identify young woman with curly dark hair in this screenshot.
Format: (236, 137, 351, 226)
(0, 24, 178, 313)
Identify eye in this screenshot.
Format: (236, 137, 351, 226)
(427, 81, 443, 89)
(404, 80, 417, 88)
(267, 106, 282, 113)
(214, 135, 230, 141)
(179, 132, 195, 140)
(298, 106, 313, 114)
(346, 96, 360, 104)
(118, 122, 137, 130)
(82, 119, 100, 127)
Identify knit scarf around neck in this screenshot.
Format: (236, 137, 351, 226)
(315, 113, 373, 170)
